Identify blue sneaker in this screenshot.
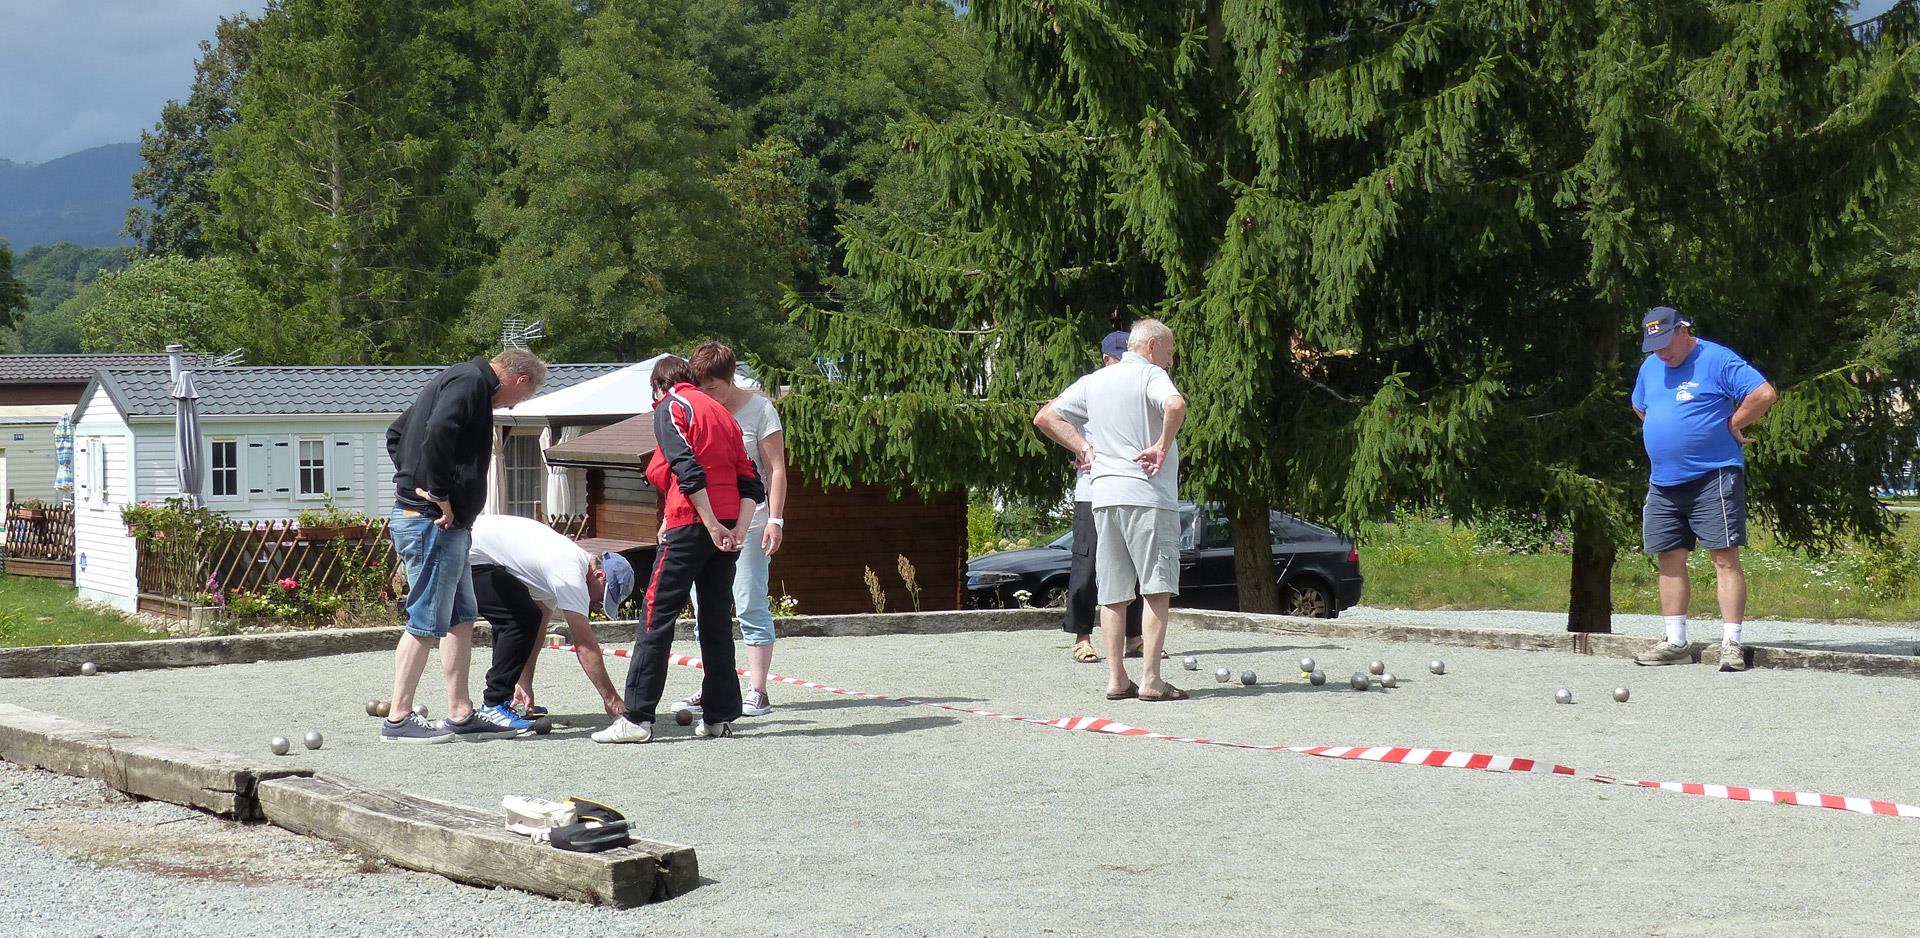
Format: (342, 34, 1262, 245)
(446, 704, 533, 742)
(380, 711, 455, 744)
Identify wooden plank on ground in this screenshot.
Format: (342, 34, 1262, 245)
(3, 557, 73, 580)
(0, 703, 310, 819)
(256, 774, 697, 908)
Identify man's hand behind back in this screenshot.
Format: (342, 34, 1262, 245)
(1134, 444, 1168, 477)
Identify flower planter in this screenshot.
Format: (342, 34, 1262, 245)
(298, 523, 371, 542)
(15, 509, 48, 520)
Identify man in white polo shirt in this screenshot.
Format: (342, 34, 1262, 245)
(469, 514, 635, 724)
(1034, 319, 1189, 702)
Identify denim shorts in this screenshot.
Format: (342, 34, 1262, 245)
(389, 508, 477, 638)
(1643, 467, 1748, 554)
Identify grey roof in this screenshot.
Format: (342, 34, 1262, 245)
(77, 362, 625, 420)
(0, 353, 204, 385)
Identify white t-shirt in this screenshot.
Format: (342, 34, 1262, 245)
(468, 514, 593, 616)
(1051, 352, 1182, 510)
(730, 392, 783, 525)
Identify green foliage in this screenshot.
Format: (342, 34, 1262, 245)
(966, 497, 997, 554)
(128, 14, 256, 258)
(0, 577, 162, 648)
(294, 502, 369, 528)
(0, 241, 25, 333)
(1, 243, 130, 353)
(80, 255, 306, 359)
(778, 0, 1920, 628)
(1471, 509, 1571, 557)
(469, 0, 806, 363)
(120, 497, 235, 547)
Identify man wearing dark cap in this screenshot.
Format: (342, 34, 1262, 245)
(468, 513, 636, 724)
(1059, 331, 1145, 663)
(1629, 306, 1777, 670)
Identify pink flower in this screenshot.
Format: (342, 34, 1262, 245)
(277, 577, 299, 591)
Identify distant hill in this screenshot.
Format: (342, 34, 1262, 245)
(0, 143, 142, 249)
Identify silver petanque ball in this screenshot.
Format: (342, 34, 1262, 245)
(1555, 688, 1574, 705)
(1429, 660, 1446, 675)
(1215, 667, 1232, 683)
(1182, 655, 1199, 671)
(1613, 687, 1631, 703)
(1299, 657, 1316, 673)
(268, 736, 290, 756)
(1368, 660, 1386, 676)
(303, 731, 323, 750)
(411, 703, 429, 719)
(1350, 672, 1369, 691)
(79, 662, 98, 676)
(1381, 673, 1398, 689)
(1309, 669, 1327, 686)
(1240, 670, 1257, 686)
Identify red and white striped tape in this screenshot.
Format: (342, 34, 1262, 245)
(549, 643, 1920, 820)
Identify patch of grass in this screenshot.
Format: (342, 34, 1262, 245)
(1359, 512, 1920, 622)
(0, 574, 165, 647)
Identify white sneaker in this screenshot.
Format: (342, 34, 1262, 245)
(741, 688, 772, 717)
(590, 717, 653, 744)
(693, 720, 733, 739)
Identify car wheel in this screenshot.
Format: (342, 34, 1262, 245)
(1040, 580, 1069, 609)
(1283, 578, 1334, 619)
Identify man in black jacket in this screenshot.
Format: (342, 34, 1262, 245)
(379, 349, 545, 744)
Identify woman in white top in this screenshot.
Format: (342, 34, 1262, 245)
(672, 341, 788, 717)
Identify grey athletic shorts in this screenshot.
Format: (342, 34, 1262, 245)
(1093, 505, 1181, 605)
(1643, 467, 1747, 554)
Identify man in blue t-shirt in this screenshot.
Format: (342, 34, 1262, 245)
(1628, 306, 1777, 670)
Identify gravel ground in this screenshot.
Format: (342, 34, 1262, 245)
(1343, 605, 1920, 656)
(4, 624, 1919, 937)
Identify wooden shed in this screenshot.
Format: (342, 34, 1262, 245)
(543, 413, 965, 615)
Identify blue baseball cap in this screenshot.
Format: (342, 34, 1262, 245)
(1640, 306, 1691, 352)
(1100, 331, 1130, 359)
(599, 552, 635, 614)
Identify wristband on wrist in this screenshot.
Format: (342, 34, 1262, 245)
(768, 517, 785, 527)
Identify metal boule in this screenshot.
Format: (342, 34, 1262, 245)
(1613, 687, 1630, 703)
(411, 704, 429, 719)
(303, 731, 323, 750)
(1182, 655, 1199, 671)
(269, 736, 290, 756)
(1381, 673, 1398, 689)
(1299, 657, 1316, 673)
(1240, 670, 1257, 686)
(675, 709, 694, 726)
(1215, 667, 1232, 683)
(533, 718, 553, 736)
(1309, 669, 1326, 686)
(1555, 688, 1573, 705)
(1368, 660, 1385, 676)
(373, 701, 391, 718)
(79, 662, 98, 676)
(1429, 660, 1446, 675)
(1350, 672, 1369, 691)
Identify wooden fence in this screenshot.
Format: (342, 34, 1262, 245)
(135, 512, 594, 617)
(2, 504, 75, 581)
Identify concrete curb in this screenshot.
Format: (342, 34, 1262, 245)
(1172, 610, 1920, 680)
(0, 608, 1066, 679)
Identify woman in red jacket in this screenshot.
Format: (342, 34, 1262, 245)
(593, 356, 765, 744)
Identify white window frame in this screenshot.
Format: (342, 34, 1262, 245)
(294, 435, 330, 501)
(208, 437, 243, 501)
(502, 433, 544, 519)
(85, 437, 109, 506)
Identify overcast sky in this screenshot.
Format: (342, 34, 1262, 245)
(0, 0, 1907, 165)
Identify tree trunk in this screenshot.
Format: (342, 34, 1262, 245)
(1566, 510, 1615, 632)
(1229, 491, 1281, 614)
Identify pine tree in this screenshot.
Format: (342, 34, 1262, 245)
(127, 14, 257, 258)
(779, 0, 1920, 624)
(469, 0, 808, 362)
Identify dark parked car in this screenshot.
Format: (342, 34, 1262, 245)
(965, 502, 1363, 617)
